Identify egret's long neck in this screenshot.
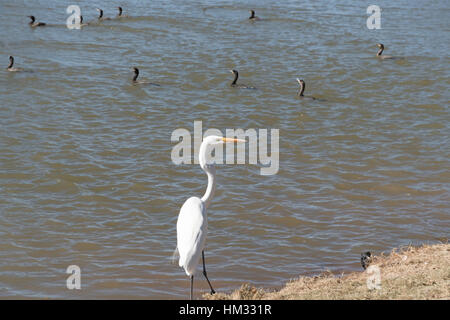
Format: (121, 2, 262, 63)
(201, 167, 216, 208)
(199, 142, 216, 209)
(8, 57, 13, 69)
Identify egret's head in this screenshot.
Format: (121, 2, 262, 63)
(200, 136, 245, 169)
(376, 43, 384, 49)
(296, 78, 305, 86)
(202, 135, 245, 146)
(230, 69, 238, 75)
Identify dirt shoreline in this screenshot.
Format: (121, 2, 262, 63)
(204, 243, 449, 300)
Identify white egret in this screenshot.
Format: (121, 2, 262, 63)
(176, 135, 245, 300)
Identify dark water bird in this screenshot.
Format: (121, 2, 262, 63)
(96, 8, 111, 21)
(28, 15, 46, 27)
(79, 15, 88, 27)
(248, 10, 260, 21)
(132, 67, 140, 82)
(361, 252, 372, 270)
(296, 78, 316, 100)
(376, 43, 395, 60)
(230, 70, 256, 89)
(6, 56, 22, 72)
(117, 7, 129, 18)
(131, 67, 160, 86)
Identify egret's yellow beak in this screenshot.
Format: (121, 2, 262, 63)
(222, 137, 245, 143)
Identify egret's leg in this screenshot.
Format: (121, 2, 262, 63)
(202, 250, 216, 294)
(190, 275, 194, 300)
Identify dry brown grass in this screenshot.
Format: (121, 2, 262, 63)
(204, 243, 450, 300)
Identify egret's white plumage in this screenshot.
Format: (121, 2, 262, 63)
(177, 197, 206, 275)
(175, 135, 245, 299)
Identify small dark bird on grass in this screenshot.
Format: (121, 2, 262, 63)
(361, 251, 372, 270)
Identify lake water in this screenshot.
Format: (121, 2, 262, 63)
(0, 0, 449, 299)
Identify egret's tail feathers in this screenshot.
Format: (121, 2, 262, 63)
(171, 246, 180, 265)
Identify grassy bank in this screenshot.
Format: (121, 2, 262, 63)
(205, 243, 449, 300)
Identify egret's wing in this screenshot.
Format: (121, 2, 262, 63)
(176, 197, 207, 274)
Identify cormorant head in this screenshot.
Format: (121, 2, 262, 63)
(96, 8, 104, 18)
